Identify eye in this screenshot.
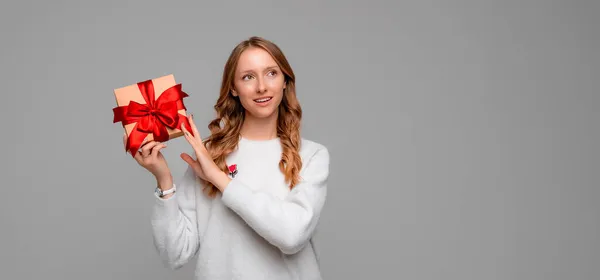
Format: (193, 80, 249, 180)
(267, 70, 277, 76)
(242, 74, 254, 81)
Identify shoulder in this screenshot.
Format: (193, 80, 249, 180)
(300, 138, 328, 155)
(300, 138, 330, 167)
(295, 138, 330, 183)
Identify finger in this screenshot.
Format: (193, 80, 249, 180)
(180, 152, 195, 165)
(139, 137, 151, 148)
(134, 138, 151, 155)
(150, 143, 167, 158)
(180, 153, 203, 175)
(181, 124, 198, 149)
(181, 126, 207, 164)
(181, 122, 190, 137)
(133, 149, 144, 163)
(141, 141, 160, 157)
(181, 121, 198, 141)
(188, 113, 201, 141)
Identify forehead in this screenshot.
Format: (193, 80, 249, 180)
(236, 47, 278, 71)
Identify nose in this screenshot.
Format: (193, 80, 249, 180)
(256, 77, 267, 93)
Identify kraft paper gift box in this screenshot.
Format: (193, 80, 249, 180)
(112, 74, 194, 157)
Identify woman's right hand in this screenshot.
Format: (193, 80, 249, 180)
(123, 133, 171, 181)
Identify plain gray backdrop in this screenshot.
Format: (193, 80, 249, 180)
(1, 0, 598, 279)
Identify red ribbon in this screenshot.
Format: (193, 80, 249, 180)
(113, 79, 194, 157)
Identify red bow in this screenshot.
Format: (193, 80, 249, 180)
(113, 79, 194, 157)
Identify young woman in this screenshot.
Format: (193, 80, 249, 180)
(124, 36, 330, 280)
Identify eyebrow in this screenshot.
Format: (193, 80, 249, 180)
(239, 65, 280, 74)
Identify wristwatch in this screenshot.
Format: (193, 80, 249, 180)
(155, 184, 177, 197)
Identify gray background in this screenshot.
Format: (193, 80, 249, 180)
(1, 0, 598, 279)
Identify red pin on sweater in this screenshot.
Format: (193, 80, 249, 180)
(228, 164, 238, 178)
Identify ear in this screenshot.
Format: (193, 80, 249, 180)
(283, 81, 287, 89)
(231, 89, 238, 97)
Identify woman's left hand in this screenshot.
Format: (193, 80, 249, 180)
(179, 113, 222, 185)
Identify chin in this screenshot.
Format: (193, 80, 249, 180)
(249, 108, 278, 119)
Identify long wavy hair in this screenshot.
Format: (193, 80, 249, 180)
(199, 36, 303, 198)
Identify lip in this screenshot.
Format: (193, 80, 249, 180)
(253, 96, 273, 107)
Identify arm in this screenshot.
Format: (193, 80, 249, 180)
(220, 147, 330, 255)
(150, 166, 201, 269)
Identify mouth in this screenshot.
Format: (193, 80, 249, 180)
(253, 97, 273, 104)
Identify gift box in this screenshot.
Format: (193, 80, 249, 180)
(112, 74, 194, 157)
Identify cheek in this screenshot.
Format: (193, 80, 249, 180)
(267, 80, 285, 96)
(268, 77, 285, 88)
(237, 83, 255, 95)
(234, 84, 254, 100)
(240, 95, 254, 107)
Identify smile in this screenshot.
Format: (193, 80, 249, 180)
(253, 97, 273, 104)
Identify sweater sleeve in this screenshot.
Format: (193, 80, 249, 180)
(150, 166, 201, 269)
(221, 146, 330, 255)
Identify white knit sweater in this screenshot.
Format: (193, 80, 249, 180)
(150, 137, 329, 280)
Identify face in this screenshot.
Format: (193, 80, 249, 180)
(231, 47, 286, 120)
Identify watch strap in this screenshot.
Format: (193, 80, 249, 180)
(156, 183, 176, 197)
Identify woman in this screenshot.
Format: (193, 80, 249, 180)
(124, 36, 330, 280)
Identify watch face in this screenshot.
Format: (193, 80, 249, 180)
(155, 188, 162, 196)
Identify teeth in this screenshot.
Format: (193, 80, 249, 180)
(255, 97, 272, 103)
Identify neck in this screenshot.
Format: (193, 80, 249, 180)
(240, 110, 279, 141)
